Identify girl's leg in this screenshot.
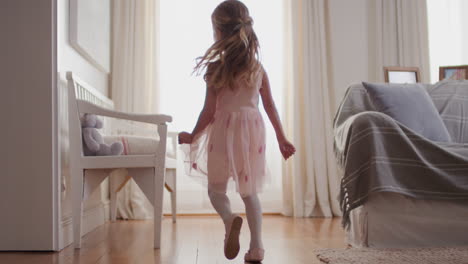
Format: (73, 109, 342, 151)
(208, 183, 233, 231)
(242, 194, 263, 249)
(208, 183, 243, 260)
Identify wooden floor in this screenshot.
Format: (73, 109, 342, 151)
(0, 216, 346, 264)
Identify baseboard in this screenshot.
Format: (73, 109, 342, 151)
(59, 200, 110, 250)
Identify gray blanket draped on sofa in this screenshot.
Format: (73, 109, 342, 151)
(333, 81, 468, 228)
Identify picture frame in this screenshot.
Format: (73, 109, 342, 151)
(69, 0, 111, 73)
(384, 66, 421, 84)
(439, 65, 468, 81)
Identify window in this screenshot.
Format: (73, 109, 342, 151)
(160, 0, 285, 213)
(427, 0, 468, 83)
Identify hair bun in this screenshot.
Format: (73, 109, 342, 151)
(241, 17, 253, 26)
(234, 17, 252, 31)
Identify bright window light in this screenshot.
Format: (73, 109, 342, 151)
(427, 0, 468, 83)
(160, 0, 285, 213)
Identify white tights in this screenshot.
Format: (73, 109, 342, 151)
(208, 189, 264, 250)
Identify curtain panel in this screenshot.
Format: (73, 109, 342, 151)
(283, 0, 341, 217)
(111, 0, 159, 219)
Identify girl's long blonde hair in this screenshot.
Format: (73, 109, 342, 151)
(194, 0, 260, 92)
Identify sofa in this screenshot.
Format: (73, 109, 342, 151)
(333, 80, 468, 248)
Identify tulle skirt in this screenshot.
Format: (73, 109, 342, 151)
(182, 108, 270, 197)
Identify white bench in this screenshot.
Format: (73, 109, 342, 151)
(66, 72, 174, 249)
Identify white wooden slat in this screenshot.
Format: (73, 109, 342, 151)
(165, 158, 177, 169)
(81, 155, 156, 169)
(67, 72, 114, 108)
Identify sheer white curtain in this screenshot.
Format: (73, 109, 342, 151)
(282, 0, 431, 217)
(427, 0, 468, 83)
(111, 0, 158, 219)
(283, 0, 341, 217)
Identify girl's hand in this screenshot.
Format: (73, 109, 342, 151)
(178, 132, 193, 144)
(278, 138, 296, 160)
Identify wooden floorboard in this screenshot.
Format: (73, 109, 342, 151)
(0, 216, 346, 264)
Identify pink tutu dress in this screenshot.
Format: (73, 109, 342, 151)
(183, 67, 270, 197)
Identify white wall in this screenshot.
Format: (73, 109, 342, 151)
(0, 0, 58, 250)
(57, 0, 110, 249)
(57, 0, 108, 94)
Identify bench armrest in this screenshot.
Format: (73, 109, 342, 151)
(77, 99, 172, 125)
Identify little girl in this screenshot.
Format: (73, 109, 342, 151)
(178, 0, 295, 261)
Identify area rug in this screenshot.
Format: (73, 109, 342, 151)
(315, 247, 468, 264)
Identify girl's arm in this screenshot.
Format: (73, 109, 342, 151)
(259, 69, 296, 160)
(178, 85, 217, 144)
(191, 85, 217, 136)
